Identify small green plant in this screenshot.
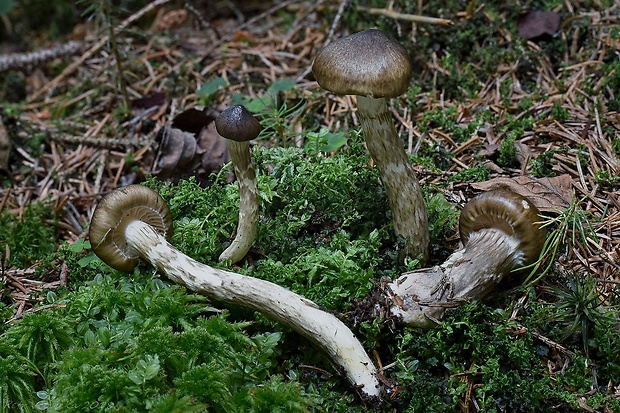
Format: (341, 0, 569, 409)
(550, 101, 569, 121)
(547, 274, 616, 353)
(447, 164, 490, 185)
(3, 311, 73, 370)
(497, 131, 518, 167)
(0, 340, 39, 413)
(425, 192, 459, 245)
(232, 79, 307, 147)
(303, 127, 347, 155)
(530, 149, 557, 177)
(197, 76, 227, 106)
(594, 169, 620, 188)
(0, 203, 57, 267)
(524, 195, 597, 285)
(390, 302, 559, 411)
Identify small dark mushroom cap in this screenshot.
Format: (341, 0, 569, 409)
(459, 189, 545, 266)
(215, 105, 262, 142)
(312, 29, 413, 98)
(89, 185, 173, 272)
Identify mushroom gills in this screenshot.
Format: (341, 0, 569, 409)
(459, 188, 545, 267)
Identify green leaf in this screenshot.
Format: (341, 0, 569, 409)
(323, 131, 347, 152)
(128, 355, 160, 385)
(245, 96, 275, 112)
(266, 78, 296, 94)
(303, 128, 347, 155)
(0, 0, 14, 16)
(197, 77, 227, 98)
(77, 253, 99, 268)
(68, 239, 91, 253)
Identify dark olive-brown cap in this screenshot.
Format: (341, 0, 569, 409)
(89, 185, 173, 272)
(459, 189, 545, 266)
(215, 105, 262, 142)
(312, 29, 413, 98)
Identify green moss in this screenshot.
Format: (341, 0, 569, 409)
(530, 150, 557, 177)
(0, 202, 57, 267)
(447, 164, 490, 185)
(497, 132, 518, 168)
(390, 302, 577, 411)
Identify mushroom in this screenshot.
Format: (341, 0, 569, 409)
(214, 105, 261, 263)
(312, 29, 429, 262)
(89, 185, 382, 399)
(385, 189, 545, 328)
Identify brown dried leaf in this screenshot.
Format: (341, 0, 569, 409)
(152, 109, 231, 184)
(195, 122, 232, 183)
(471, 174, 573, 212)
(517, 11, 561, 40)
(152, 127, 198, 179)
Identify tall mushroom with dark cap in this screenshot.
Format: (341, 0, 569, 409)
(215, 105, 261, 263)
(89, 185, 382, 399)
(312, 29, 429, 261)
(385, 188, 545, 328)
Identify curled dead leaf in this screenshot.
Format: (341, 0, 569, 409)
(152, 108, 230, 184)
(152, 128, 197, 179)
(471, 174, 573, 213)
(196, 122, 231, 182)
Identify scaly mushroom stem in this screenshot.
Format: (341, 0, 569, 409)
(215, 105, 262, 263)
(357, 96, 429, 261)
(386, 228, 525, 329)
(218, 140, 259, 263)
(122, 219, 381, 398)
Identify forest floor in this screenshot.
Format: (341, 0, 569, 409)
(1, 0, 619, 411)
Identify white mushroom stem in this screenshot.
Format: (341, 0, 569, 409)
(124, 219, 381, 398)
(386, 228, 525, 329)
(356, 95, 429, 261)
(219, 140, 259, 263)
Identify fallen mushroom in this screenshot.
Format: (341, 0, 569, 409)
(385, 189, 545, 328)
(215, 105, 261, 263)
(89, 185, 382, 399)
(312, 29, 429, 262)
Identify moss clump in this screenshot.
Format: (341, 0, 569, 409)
(0, 202, 57, 267)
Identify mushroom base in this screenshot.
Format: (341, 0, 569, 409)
(123, 220, 382, 399)
(386, 228, 524, 328)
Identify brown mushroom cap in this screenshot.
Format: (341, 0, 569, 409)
(215, 105, 262, 142)
(89, 185, 173, 272)
(459, 189, 545, 266)
(312, 29, 413, 98)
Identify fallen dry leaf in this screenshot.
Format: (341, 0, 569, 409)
(471, 174, 573, 212)
(152, 127, 198, 179)
(152, 108, 231, 184)
(517, 11, 561, 40)
(196, 121, 233, 184)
